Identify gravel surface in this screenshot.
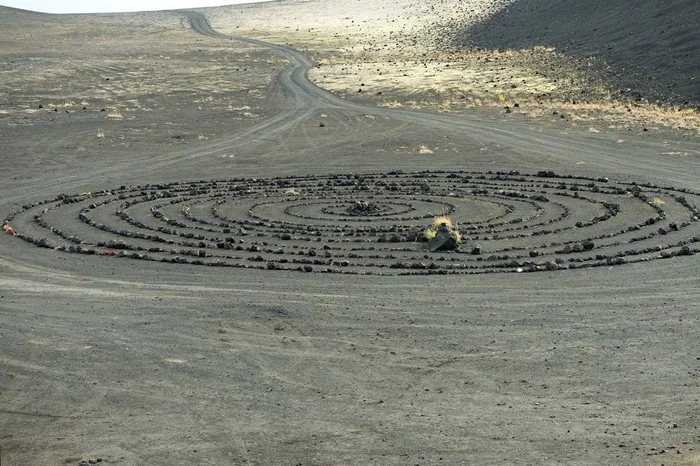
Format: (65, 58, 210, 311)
(1, 4, 699, 465)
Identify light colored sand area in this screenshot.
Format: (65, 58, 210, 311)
(208, 0, 510, 54)
(205, 0, 699, 133)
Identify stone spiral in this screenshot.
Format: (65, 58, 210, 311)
(4, 170, 698, 274)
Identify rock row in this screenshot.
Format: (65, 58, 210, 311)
(3, 170, 698, 275)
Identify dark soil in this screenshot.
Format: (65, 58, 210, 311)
(442, 0, 700, 108)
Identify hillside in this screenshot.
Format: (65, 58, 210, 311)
(444, 0, 699, 108)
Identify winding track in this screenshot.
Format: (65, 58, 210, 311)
(180, 11, 700, 185)
(2, 10, 698, 205)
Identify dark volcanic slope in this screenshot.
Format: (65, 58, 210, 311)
(447, 0, 699, 107)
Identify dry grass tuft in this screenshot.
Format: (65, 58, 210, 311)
(432, 216, 455, 229)
(425, 216, 462, 244)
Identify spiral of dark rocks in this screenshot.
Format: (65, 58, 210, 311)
(4, 170, 698, 275)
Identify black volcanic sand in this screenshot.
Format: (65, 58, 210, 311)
(1, 5, 700, 466)
(443, 0, 700, 108)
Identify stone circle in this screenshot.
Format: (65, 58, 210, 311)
(4, 170, 698, 274)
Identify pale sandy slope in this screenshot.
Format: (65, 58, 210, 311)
(203, 0, 699, 132)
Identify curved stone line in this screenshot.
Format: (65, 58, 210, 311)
(3, 170, 699, 275)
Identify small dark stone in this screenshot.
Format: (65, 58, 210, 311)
(582, 240, 595, 251)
